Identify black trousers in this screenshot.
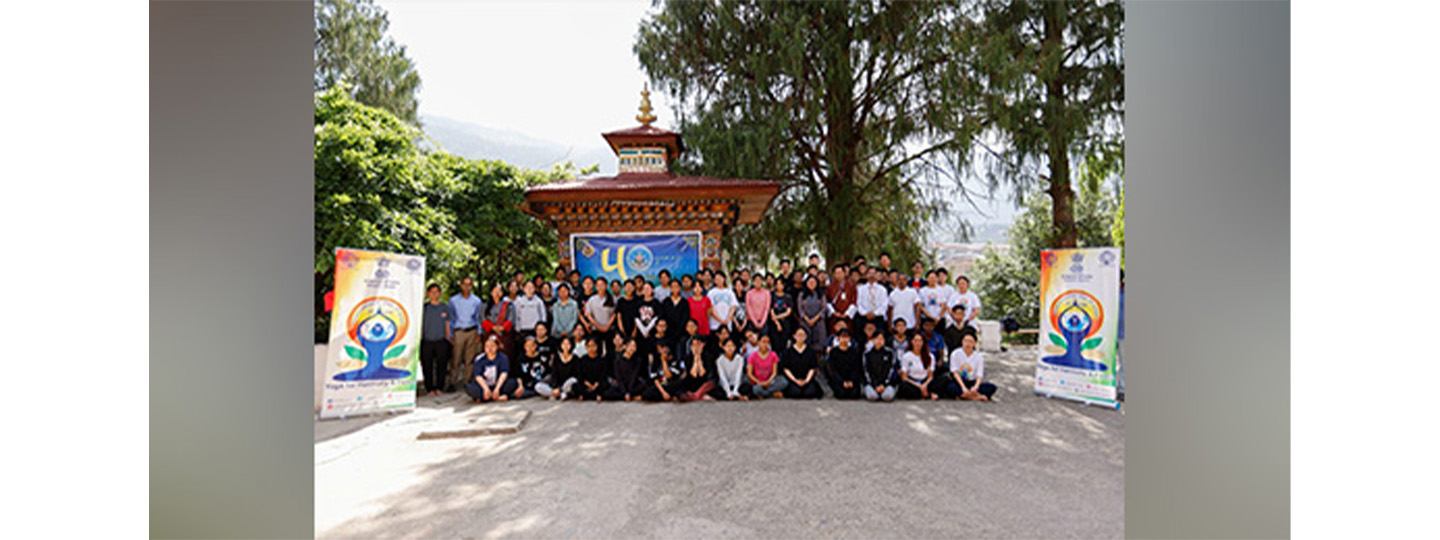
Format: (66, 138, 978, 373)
(827, 376, 865, 400)
(641, 380, 682, 402)
(944, 377, 997, 399)
(783, 379, 824, 399)
(420, 339, 451, 392)
(464, 378, 518, 401)
(575, 380, 623, 401)
(896, 377, 947, 399)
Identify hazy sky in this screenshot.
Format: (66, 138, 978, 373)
(381, 0, 666, 148)
(379, 0, 1019, 226)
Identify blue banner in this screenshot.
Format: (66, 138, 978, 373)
(572, 233, 701, 283)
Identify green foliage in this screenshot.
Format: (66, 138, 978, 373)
(636, 0, 972, 265)
(972, 180, 1117, 328)
(949, 0, 1124, 247)
(315, 0, 422, 124)
(314, 88, 560, 340)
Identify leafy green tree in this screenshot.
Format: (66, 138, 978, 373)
(314, 87, 562, 340)
(949, 0, 1124, 248)
(635, 0, 977, 265)
(315, 0, 423, 124)
(972, 179, 1116, 328)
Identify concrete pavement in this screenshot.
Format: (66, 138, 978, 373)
(315, 345, 1124, 539)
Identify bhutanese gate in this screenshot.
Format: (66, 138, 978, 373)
(522, 88, 780, 281)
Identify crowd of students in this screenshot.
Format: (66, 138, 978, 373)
(419, 253, 996, 404)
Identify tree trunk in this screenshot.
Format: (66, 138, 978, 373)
(1044, 1, 1077, 248)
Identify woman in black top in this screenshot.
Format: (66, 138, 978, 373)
(825, 329, 865, 400)
(533, 321, 556, 360)
(660, 279, 690, 333)
(615, 280, 639, 338)
(575, 336, 619, 402)
(548, 336, 580, 400)
(513, 336, 548, 399)
(647, 318, 673, 364)
(641, 343, 681, 402)
(676, 339, 716, 401)
(770, 279, 796, 346)
(781, 327, 823, 399)
(633, 282, 661, 342)
(612, 337, 647, 402)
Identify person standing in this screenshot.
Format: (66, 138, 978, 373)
(918, 271, 947, 326)
(420, 284, 453, 396)
(887, 274, 921, 333)
(660, 279, 690, 342)
(654, 270, 673, 302)
(797, 275, 828, 348)
(513, 281, 548, 341)
(952, 275, 983, 331)
(855, 270, 889, 339)
(686, 281, 715, 336)
(550, 284, 580, 336)
(825, 265, 858, 333)
(447, 277, 484, 392)
(769, 279, 796, 345)
(481, 283, 516, 358)
(583, 277, 618, 356)
(708, 273, 740, 333)
(744, 278, 772, 336)
(633, 282, 661, 342)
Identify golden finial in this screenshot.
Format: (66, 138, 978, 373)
(636, 84, 657, 126)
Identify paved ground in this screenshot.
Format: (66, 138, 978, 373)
(315, 345, 1124, 539)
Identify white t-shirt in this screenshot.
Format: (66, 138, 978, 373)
(888, 287, 920, 329)
(948, 348, 985, 381)
(716, 353, 746, 397)
(954, 290, 982, 328)
(918, 286, 947, 321)
(899, 350, 929, 381)
(707, 287, 739, 331)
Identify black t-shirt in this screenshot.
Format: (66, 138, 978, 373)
(828, 344, 863, 382)
(613, 351, 645, 394)
(516, 351, 549, 386)
(634, 298, 661, 337)
(615, 296, 641, 334)
(535, 336, 556, 359)
(771, 293, 795, 328)
(781, 344, 818, 377)
(551, 352, 579, 384)
(660, 297, 691, 338)
(577, 352, 609, 384)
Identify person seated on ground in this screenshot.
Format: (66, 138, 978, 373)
(466, 334, 518, 403)
(706, 325, 731, 373)
(897, 332, 942, 400)
(862, 332, 898, 402)
(641, 342, 681, 402)
(946, 333, 998, 402)
(548, 336, 580, 400)
(861, 320, 883, 353)
(709, 338, 750, 401)
(647, 318, 673, 362)
(746, 334, 788, 399)
(575, 335, 619, 402)
(510, 335, 549, 399)
(676, 340, 717, 401)
(781, 327, 824, 399)
(825, 329, 865, 400)
(920, 317, 948, 372)
(570, 324, 590, 358)
(612, 337, 647, 402)
(740, 326, 761, 360)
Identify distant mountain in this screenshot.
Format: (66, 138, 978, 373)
(420, 114, 616, 175)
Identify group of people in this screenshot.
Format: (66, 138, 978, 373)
(418, 252, 996, 404)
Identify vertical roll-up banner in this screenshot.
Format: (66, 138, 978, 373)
(320, 248, 425, 419)
(1034, 247, 1121, 409)
(571, 232, 702, 283)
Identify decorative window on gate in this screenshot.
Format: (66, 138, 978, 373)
(618, 147, 667, 174)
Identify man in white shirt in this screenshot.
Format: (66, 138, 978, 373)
(887, 274, 920, 333)
(854, 269, 889, 341)
(706, 272, 739, 332)
(936, 268, 961, 324)
(952, 275, 982, 330)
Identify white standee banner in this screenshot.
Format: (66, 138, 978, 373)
(1033, 247, 1121, 409)
(319, 248, 425, 419)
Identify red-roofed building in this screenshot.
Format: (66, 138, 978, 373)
(522, 88, 781, 270)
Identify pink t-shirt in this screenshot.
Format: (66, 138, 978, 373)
(748, 350, 780, 383)
(745, 289, 771, 327)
